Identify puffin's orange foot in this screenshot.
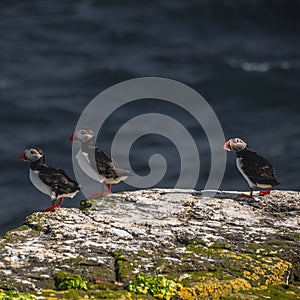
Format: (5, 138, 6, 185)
(91, 190, 111, 198)
(240, 193, 254, 198)
(259, 189, 271, 196)
(41, 206, 54, 212)
(41, 203, 62, 212)
(91, 192, 104, 199)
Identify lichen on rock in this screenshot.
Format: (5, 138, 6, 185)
(0, 189, 299, 299)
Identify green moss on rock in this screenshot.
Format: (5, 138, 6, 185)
(79, 199, 93, 210)
(23, 213, 47, 232)
(54, 271, 88, 291)
(0, 225, 33, 243)
(40, 289, 155, 299)
(0, 290, 36, 300)
(129, 274, 182, 300)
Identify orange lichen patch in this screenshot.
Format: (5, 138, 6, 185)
(242, 257, 292, 286)
(178, 278, 251, 299)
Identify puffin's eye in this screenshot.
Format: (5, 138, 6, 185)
(30, 150, 35, 154)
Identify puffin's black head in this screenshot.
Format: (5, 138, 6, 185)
(223, 138, 248, 152)
(69, 128, 95, 143)
(19, 147, 44, 162)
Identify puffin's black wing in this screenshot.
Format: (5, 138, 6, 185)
(94, 148, 124, 180)
(38, 165, 80, 194)
(240, 151, 279, 186)
(94, 148, 114, 168)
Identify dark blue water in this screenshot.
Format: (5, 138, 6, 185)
(1, 0, 299, 234)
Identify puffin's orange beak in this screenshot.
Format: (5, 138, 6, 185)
(19, 150, 28, 161)
(69, 133, 75, 141)
(222, 140, 232, 151)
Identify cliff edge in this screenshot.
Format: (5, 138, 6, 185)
(0, 189, 299, 299)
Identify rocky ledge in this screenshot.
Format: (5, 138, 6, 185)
(0, 189, 299, 299)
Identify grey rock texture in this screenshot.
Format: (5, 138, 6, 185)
(0, 189, 299, 298)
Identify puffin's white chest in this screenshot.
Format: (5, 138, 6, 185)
(75, 150, 103, 182)
(29, 169, 51, 196)
(236, 157, 255, 188)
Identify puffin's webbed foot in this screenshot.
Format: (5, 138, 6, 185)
(41, 206, 55, 212)
(91, 192, 104, 199)
(41, 198, 64, 212)
(240, 193, 254, 198)
(240, 189, 254, 198)
(259, 189, 271, 196)
(91, 184, 111, 198)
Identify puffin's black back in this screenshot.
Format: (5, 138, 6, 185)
(236, 149, 280, 186)
(38, 165, 80, 194)
(88, 146, 126, 180)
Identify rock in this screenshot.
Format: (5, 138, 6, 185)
(0, 189, 299, 299)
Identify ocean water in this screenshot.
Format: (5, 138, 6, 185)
(0, 0, 299, 234)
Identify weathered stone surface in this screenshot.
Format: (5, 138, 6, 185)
(0, 189, 299, 299)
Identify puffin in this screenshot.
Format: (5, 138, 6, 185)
(19, 147, 80, 211)
(223, 138, 280, 198)
(69, 128, 130, 197)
